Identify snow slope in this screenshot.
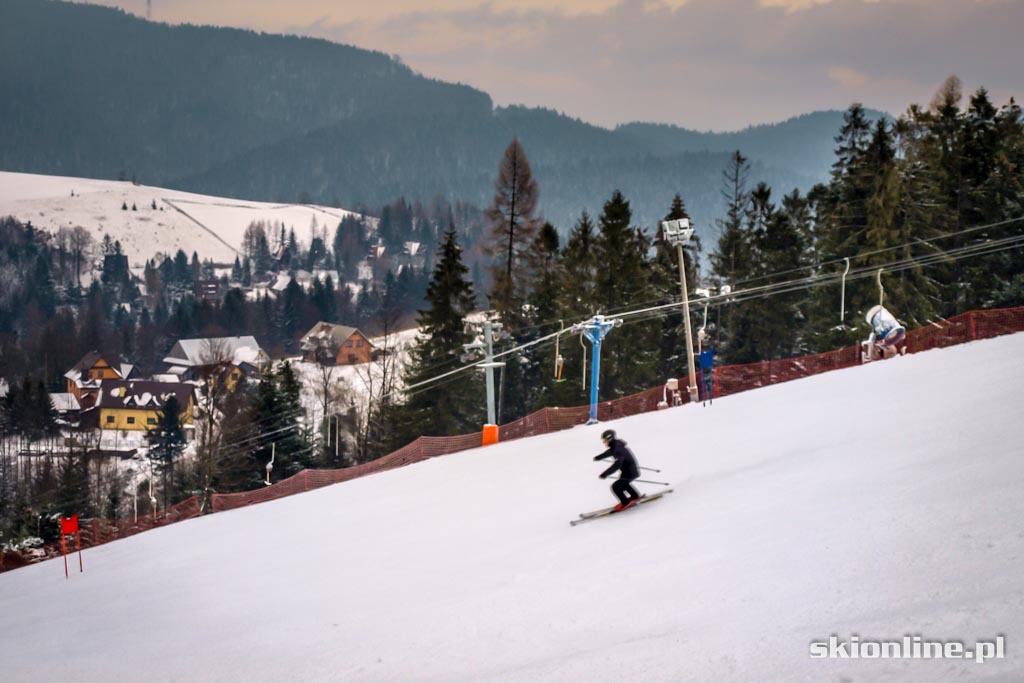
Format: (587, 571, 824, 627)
(2, 335, 1023, 682)
(0, 171, 366, 264)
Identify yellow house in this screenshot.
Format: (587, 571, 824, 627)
(91, 380, 195, 432)
(64, 351, 134, 408)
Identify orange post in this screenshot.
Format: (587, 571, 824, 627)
(482, 424, 499, 446)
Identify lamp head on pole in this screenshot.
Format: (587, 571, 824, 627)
(660, 218, 694, 247)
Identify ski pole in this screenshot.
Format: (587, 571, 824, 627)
(635, 479, 670, 486)
(639, 466, 661, 473)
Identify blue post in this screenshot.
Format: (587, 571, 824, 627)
(575, 315, 621, 425)
(588, 333, 602, 423)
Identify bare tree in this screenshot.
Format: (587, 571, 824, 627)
(192, 339, 234, 510)
(69, 226, 93, 287)
(485, 138, 541, 319)
(352, 304, 404, 463)
(310, 338, 341, 454)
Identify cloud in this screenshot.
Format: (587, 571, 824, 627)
(828, 66, 869, 88)
(88, 0, 1024, 130)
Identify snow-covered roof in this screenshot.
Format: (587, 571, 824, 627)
(0, 378, 9, 398)
(300, 322, 369, 352)
(151, 374, 181, 383)
(404, 241, 422, 256)
(164, 336, 268, 368)
(49, 393, 81, 412)
(97, 380, 195, 411)
(271, 273, 293, 292)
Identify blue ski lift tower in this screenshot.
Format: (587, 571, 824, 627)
(572, 314, 622, 424)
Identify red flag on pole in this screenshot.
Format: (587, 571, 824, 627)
(60, 515, 83, 577)
(61, 515, 78, 535)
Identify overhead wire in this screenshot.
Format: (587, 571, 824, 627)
(378, 230, 1024, 401)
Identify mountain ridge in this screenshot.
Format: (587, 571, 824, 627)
(1, 0, 882, 234)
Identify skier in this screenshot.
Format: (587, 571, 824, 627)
(594, 429, 641, 511)
(863, 304, 907, 361)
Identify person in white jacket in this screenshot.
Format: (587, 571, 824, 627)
(864, 304, 906, 360)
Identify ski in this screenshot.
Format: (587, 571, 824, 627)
(570, 488, 673, 526)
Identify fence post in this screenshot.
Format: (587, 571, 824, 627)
(969, 311, 978, 340)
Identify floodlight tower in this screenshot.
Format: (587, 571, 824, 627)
(661, 218, 699, 403)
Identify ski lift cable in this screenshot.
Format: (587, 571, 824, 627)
(386, 233, 1024, 404)
(360, 228, 1024, 408)
(610, 235, 1024, 331)
(726, 214, 1024, 291)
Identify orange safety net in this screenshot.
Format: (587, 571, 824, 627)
(211, 306, 1024, 514)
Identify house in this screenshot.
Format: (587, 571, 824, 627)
(83, 380, 196, 432)
(49, 392, 81, 426)
(194, 278, 222, 302)
(163, 336, 269, 382)
(300, 322, 374, 365)
(64, 351, 134, 408)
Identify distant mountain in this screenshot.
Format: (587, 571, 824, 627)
(0, 0, 882, 240)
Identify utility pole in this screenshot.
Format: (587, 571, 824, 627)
(661, 218, 699, 403)
(464, 320, 505, 426)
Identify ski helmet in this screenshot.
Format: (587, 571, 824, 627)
(601, 429, 616, 442)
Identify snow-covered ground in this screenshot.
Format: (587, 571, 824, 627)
(0, 171, 367, 264)
(1, 335, 1022, 682)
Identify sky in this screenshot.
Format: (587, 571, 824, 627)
(87, 0, 1024, 131)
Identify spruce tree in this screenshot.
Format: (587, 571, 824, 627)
(395, 229, 480, 444)
(147, 394, 186, 507)
(592, 190, 657, 397)
(710, 151, 754, 361)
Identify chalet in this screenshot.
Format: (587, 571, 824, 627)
(49, 392, 81, 426)
(64, 352, 134, 408)
(82, 380, 195, 432)
(194, 278, 222, 302)
(300, 322, 374, 365)
(163, 336, 269, 382)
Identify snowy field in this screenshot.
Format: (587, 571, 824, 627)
(1, 335, 1022, 682)
(0, 171, 366, 264)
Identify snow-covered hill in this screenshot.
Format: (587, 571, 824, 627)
(1, 335, 1022, 682)
(0, 171, 366, 264)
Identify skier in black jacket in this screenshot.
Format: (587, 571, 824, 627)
(594, 429, 641, 510)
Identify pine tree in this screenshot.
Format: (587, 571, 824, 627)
(710, 151, 755, 360)
(560, 210, 598, 320)
(394, 229, 480, 444)
(147, 394, 186, 507)
(592, 190, 658, 397)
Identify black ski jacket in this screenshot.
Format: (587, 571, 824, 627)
(594, 438, 640, 480)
